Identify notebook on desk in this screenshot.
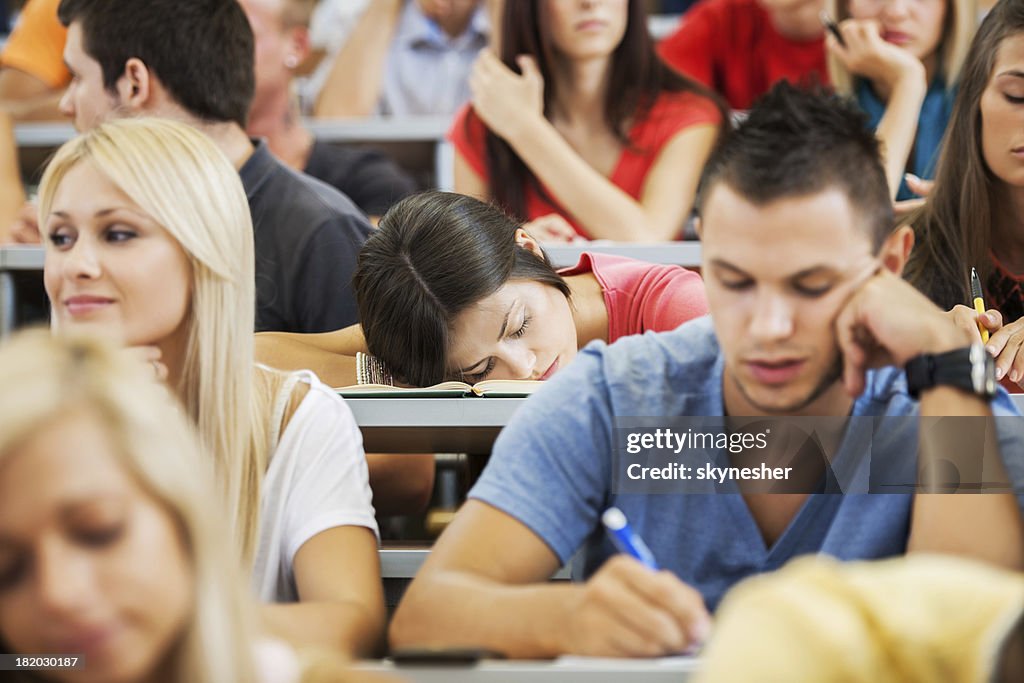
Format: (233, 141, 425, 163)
(335, 379, 544, 398)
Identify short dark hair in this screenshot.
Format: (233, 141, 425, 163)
(697, 82, 893, 249)
(354, 191, 570, 387)
(58, 0, 255, 127)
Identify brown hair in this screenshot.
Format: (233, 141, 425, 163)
(353, 191, 570, 387)
(904, 0, 1024, 308)
(468, 0, 726, 221)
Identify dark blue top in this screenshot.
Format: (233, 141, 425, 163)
(857, 77, 956, 201)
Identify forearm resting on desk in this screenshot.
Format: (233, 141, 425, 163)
(262, 600, 384, 659)
(910, 387, 1024, 569)
(391, 571, 583, 658)
(255, 327, 365, 387)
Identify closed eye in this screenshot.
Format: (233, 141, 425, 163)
(793, 283, 833, 297)
(465, 357, 496, 383)
(719, 279, 753, 291)
(510, 316, 531, 339)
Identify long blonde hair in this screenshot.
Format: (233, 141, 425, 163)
(826, 0, 978, 94)
(0, 330, 258, 683)
(37, 117, 286, 564)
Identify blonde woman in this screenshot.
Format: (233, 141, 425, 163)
(825, 0, 976, 202)
(0, 332, 309, 682)
(37, 117, 384, 657)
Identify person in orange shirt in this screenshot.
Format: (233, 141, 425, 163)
(0, 0, 68, 120)
(0, 0, 67, 242)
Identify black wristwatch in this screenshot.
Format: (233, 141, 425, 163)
(904, 344, 997, 400)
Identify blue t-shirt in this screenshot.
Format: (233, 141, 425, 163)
(469, 317, 1024, 611)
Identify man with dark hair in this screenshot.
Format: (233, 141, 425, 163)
(56, 0, 373, 333)
(389, 83, 1024, 658)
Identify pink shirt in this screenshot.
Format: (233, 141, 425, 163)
(560, 253, 708, 341)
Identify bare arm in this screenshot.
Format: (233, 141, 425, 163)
(909, 385, 1024, 569)
(255, 326, 366, 387)
(262, 526, 386, 657)
(0, 69, 65, 121)
(390, 500, 709, 658)
(511, 122, 717, 241)
(453, 150, 489, 201)
(0, 110, 26, 242)
(314, 0, 403, 118)
(836, 273, 1024, 571)
(468, 52, 719, 240)
(873, 73, 927, 199)
(828, 21, 928, 200)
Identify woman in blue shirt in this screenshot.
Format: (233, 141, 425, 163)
(825, 0, 975, 200)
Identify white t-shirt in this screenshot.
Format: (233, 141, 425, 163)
(252, 371, 378, 602)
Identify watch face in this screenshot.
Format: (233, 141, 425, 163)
(970, 344, 997, 399)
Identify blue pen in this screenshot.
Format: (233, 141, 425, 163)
(602, 507, 659, 570)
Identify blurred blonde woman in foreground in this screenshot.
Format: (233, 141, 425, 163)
(0, 331, 393, 683)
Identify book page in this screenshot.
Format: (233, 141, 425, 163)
(471, 380, 545, 397)
(335, 381, 471, 397)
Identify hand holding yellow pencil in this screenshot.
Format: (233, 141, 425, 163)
(971, 267, 990, 344)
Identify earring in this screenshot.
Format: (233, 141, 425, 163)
(284, 55, 299, 69)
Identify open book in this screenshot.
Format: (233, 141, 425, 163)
(335, 379, 544, 398)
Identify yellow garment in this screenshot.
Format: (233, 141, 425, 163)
(696, 555, 1024, 683)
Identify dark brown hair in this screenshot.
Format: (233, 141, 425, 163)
(905, 0, 1024, 309)
(697, 83, 893, 250)
(58, 0, 255, 127)
(353, 191, 570, 387)
(469, 0, 727, 221)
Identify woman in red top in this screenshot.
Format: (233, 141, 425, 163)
(449, 0, 726, 242)
(256, 191, 708, 387)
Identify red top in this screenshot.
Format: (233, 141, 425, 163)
(448, 91, 721, 239)
(560, 253, 708, 340)
(657, 0, 828, 111)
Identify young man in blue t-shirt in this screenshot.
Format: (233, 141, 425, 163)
(390, 84, 1024, 659)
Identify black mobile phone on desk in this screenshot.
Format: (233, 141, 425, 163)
(391, 647, 506, 666)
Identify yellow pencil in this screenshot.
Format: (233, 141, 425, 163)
(971, 267, 989, 344)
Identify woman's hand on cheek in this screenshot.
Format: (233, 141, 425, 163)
(826, 19, 926, 90)
(469, 50, 545, 141)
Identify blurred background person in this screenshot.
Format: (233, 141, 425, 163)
(313, 0, 492, 118)
(241, 0, 418, 224)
